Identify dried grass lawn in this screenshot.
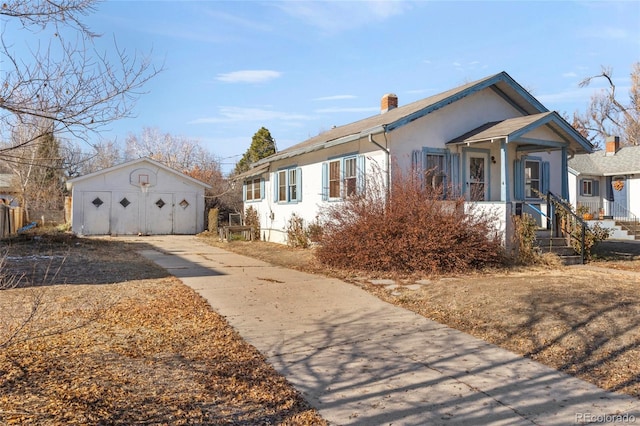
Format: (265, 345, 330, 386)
(0, 233, 325, 425)
(198, 235, 640, 400)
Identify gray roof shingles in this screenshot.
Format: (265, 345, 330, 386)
(569, 145, 640, 176)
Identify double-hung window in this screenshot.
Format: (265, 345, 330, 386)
(244, 178, 263, 202)
(275, 167, 302, 203)
(344, 157, 357, 197)
(329, 160, 341, 198)
(514, 156, 549, 200)
(425, 153, 446, 189)
(323, 155, 365, 200)
(580, 178, 599, 197)
(524, 160, 540, 198)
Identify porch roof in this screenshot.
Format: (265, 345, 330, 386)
(446, 111, 592, 153)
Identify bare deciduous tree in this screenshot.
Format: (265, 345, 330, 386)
(125, 127, 243, 221)
(0, 0, 160, 161)
(573, 63, 640, 147)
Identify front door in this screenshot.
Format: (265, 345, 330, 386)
(466, 152, 488, 201)
(612, 176, 629, 218)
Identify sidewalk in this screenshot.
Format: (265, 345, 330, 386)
(138, 235, 640, 426)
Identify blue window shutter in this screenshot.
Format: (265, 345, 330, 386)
(321, 162, 328, 201)
(605, 176, 614, 201)
(593, 180, 599, 197)
(273, 173, 279, 202)
(514, 159, 523, 200)
(357, 155, 366, 194)
(579, 179, 585, 196)
(260, 178, 265, 200)
(450, 153, 460, 196)
(295, 168, 302, 202)
(411, 150, 421, 174)
(541, 161, 550, 194)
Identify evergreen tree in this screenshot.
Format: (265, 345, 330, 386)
(234, 127, 277, 175)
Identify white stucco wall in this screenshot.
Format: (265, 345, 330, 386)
(244, 86, 574, 245)
(245, 141, 386, 244)
(629, 177, 640, 217)
(70, 160, 207, 235)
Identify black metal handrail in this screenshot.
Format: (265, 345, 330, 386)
(546, 191, 586, 264)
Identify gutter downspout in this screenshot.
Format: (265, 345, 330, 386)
(368, 129, 390, 203)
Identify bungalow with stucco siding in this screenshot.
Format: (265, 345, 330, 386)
(237, 71, 593, 247)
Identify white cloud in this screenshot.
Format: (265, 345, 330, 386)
(275, 0, 413, 33)
(562, 72, 578, 78)
(313, 95, 357, 101)
(189, 106, 314, 124)
(216, 70, 282, 83)
(315, 106, 379, 114)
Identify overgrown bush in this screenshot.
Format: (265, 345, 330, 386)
(512, 214, 540, 264)
(307, 217, 323, 243)
(315, 168, 504, 274)
(285, 213, 309, 248)
(570, 222, 611, 259)
(244, 206, 260, 241)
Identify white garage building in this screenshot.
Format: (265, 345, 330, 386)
(67, 157, 211, 236)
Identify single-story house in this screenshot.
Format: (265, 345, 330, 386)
(237, 71, 593, 246)
(0, 173, 19, 206)
(568, 136, 640, 239)
(67, 157, 211, 236)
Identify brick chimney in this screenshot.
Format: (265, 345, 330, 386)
(381, 93, 398, 114)
(605, 135, 620, 156)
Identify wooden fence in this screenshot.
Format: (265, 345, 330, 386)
(0, 205, 24, 237)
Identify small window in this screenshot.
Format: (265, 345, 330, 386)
(344, 157, 357, 197)
(288, 169, 298, 201)
(425, 154, 446, 188)
(329, 160, 341, 198)
(582, 179, 593, 196)
(524, 160, 540, 198)
(245, 178, 262, 201)
(274, 168, 301, 203)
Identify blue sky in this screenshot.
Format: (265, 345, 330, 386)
(28, 1, 640, 173)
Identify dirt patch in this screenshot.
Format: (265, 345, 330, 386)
(0, 233, 326, 425)
(199, 235, 640, 399)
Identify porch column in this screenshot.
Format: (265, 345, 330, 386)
(500, 139, 510, 202)
(561, 146, 568, 199)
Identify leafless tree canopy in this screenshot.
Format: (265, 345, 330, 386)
(0, 0, 161, 159)
(573, 63, 640, 147)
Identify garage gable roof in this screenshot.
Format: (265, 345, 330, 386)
(67, 157, 212, 189)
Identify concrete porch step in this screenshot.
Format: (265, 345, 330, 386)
(534, 229, 581, 264)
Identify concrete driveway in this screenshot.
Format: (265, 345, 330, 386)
(137, 235, 640, 425)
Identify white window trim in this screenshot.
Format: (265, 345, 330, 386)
(244, 177, 264, 202)
(275, 166, 302, 203)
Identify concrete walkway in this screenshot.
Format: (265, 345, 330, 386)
(136, 235, 640, 426)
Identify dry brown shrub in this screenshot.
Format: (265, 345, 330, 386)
(315, 167, 505, 274)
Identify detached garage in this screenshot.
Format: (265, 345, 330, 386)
(67, 157, 211, 236)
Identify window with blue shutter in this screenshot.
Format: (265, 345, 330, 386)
(274, 167, 302, 203)
(244, 178, 264, 202)
(322, 155, 365, 201)
(514, 159, 524, 200)
(580, 179, 599, 197)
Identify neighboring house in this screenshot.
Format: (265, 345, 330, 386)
(237, 71, 593, 246)
(569, 136, 640, 239)
(67, 157, 211, 236)
(0, 173, 19, 206)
